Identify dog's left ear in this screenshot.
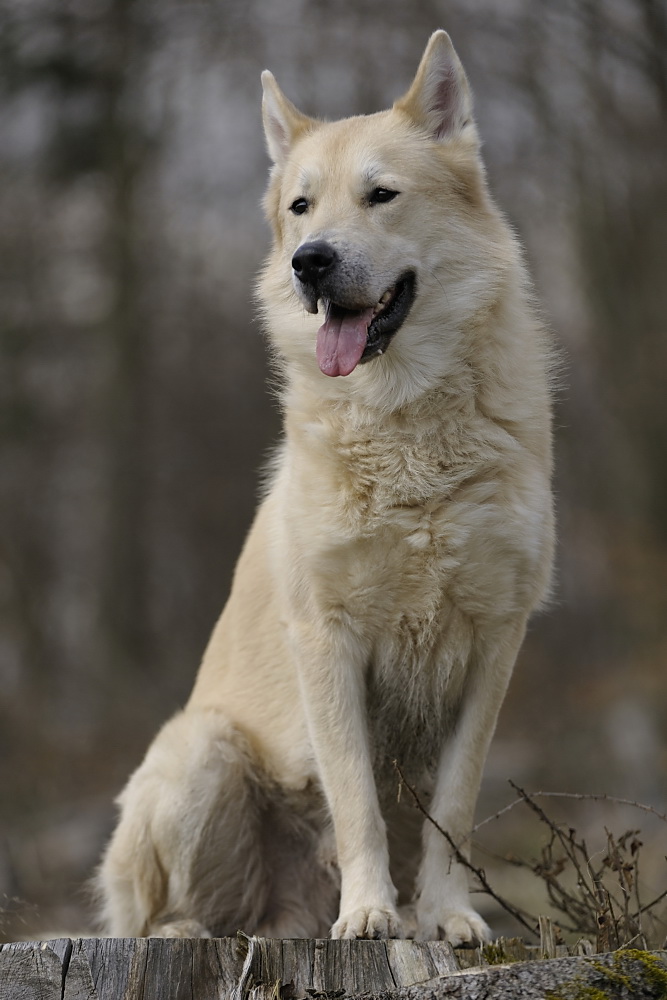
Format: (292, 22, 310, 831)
(395, 30, 474, 141)
(261, 71, 314, 165)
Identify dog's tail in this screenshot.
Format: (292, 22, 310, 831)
(95, 790, 168, 936)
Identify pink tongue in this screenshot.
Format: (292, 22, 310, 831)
(316, 305, 375, 377)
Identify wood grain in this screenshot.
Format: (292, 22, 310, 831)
(1, 938, 666, 1000)
(0, 941, 63, 1000)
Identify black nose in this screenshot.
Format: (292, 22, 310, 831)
(292, 241, 338, 286)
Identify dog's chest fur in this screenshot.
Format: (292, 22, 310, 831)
(283, 391, 517, 766)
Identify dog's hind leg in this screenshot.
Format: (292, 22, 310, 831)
(98, 708, 268, 937)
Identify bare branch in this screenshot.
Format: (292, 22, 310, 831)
(471, 791, 667, 840)
(392, 760, 538, 937)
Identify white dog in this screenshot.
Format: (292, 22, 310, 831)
(99, 30, 554, 945)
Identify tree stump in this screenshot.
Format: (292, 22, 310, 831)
(1, 937, 666, 1000)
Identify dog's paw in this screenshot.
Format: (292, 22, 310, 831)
(147, 919, 212, 938)
(331, 907, 403, 940)
(416, 908, 491, 947)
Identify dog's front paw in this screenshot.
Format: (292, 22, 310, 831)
(331, 906, 403, 940)
(416, 908, 491, 947)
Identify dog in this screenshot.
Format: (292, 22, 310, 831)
(98, 30, 554, 945)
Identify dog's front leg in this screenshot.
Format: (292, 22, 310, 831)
(291, 619, 401, 939)
(415, 620, 528, 946)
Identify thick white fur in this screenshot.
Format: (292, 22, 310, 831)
(98, 31, 554, 945)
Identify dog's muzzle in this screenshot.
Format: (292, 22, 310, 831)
(291, 239, 417, 377)
(292, 241, 339, 313)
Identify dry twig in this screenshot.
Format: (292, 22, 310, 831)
(391, 766, 667, 951)
(506, 782, 659, 950)
(471, 790, 667, 839)
(392, 760, 537, 936)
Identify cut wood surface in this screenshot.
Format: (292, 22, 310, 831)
(1, 937, 666, 1000)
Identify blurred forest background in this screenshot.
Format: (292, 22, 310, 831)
(1, 0, 666, 942)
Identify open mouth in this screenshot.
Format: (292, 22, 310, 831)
(315, 272, 416, 378)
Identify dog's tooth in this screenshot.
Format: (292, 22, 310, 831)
(375, 290, 392, 314)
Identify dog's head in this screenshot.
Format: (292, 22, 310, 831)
(259, 31, 513, 408)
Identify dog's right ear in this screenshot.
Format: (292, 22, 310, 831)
(261, 72, 313, 165)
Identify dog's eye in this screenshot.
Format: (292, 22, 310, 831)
(368, 188, 399, 205)
(289, 198, 309, 215)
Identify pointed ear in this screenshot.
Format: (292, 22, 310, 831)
(261, 71, 314, 165)
(394, 31, 474, 141)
